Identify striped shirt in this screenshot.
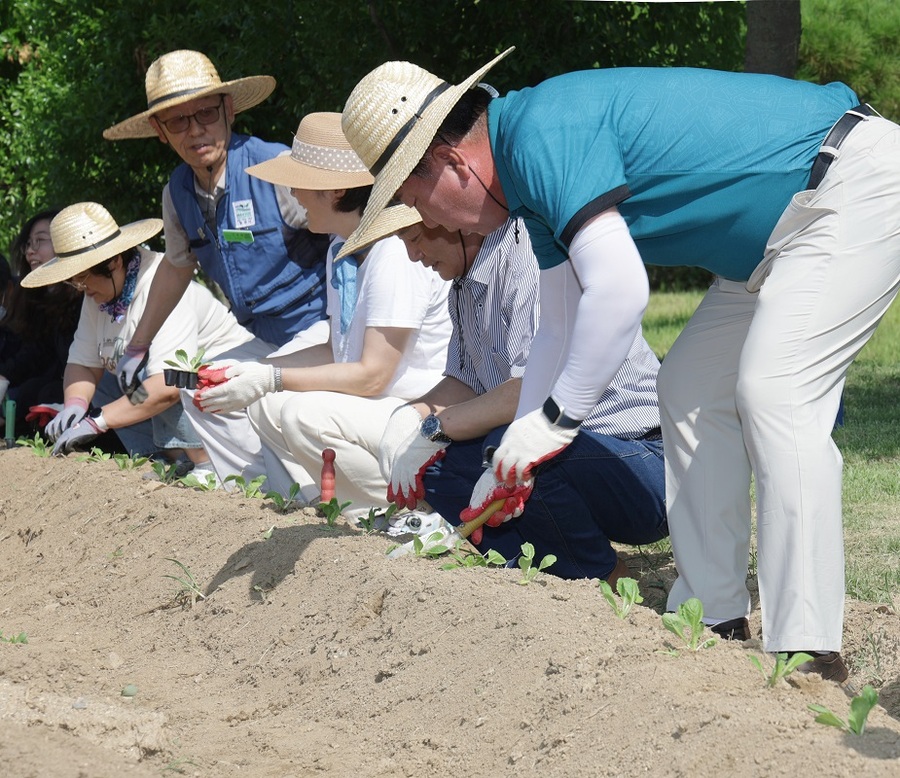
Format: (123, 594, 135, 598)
(449, 218, 661, 440)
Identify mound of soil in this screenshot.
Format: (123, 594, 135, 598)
(1, 447, 899, 777)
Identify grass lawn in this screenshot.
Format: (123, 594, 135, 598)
(642, 289, 900, 604)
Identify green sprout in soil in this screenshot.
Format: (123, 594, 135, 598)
(16, 432, 50, 457)
(662, 598, 717, 651)
(163, 557, 206, 607)
(223, 474, 266, 498)
(809, 685, 879, 735)
(318, 497, 352, 527)
(598, 576, 643, 619)
(517, 542, 556, 585)
(264, 482, 301, 512)
(750, 651, 815, 688)
(0, 630, 28, 645)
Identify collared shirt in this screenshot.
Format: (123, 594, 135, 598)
(450, 219, 661, 439)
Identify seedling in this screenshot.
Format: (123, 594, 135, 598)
(517, 542, 556, 585)
(162, 557, 206, 606)
(661, 598, 717, 651)
(809, 685, 879, 735)
(151, 459, 181, 483)
(164, 348, 208, 372)
(356, 503, 397, 533)
(264, 482, 301, 512)
(598, 576, 644, 619)
(0, 630, 28, 644)
(180, 471, 218, 491)
(749, 651, 814, 688)
(318, 496, 352, 527)
(76, 447, 112, 462)
(113, 452, 150, 471)
(223, 473, 266, 498)
(441, 545, 507, 570)
(409, 530, 453, 558)
(15, 432, 50, 457)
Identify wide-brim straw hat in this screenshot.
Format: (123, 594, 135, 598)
(21, 202, 162, 288)
(339, 203, 422, 257)
(103, 49, 275, 140)
(339, 47, 514, 258)
(245, 112, 374, 191)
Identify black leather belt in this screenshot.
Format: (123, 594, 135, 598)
(807, 104, 876, 190)
(636, 427, 663, 442)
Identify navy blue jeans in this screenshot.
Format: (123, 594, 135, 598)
(423, 426, 668, 580)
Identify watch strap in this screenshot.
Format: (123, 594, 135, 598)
(542, 397, 581, 429)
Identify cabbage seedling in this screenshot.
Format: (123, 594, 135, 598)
(662, 598, 717, 651)
(517, 542, 556, 585)
(809, 685, 879, 735)
(750, 651, 814, 688)
(598, 577, 643, 619)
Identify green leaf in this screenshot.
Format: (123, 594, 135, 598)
(808, 704, 847, 731)
(848, 685, 879, 735)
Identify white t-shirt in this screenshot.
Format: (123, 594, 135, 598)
(67, 248, 255, 375)
(326, 235, 451, 400)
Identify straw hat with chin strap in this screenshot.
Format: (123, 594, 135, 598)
(245, 112, 374, 191)
(21, 202, 162, 288)
(339, 47, 514, 257)
(103, 49, 276, 141)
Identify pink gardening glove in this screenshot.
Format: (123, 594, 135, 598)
(459, 468, 533, 545)
(493, 407, 578, 486)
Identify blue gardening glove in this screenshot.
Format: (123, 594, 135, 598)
(460, 468, 532, 545)
(492, 406, 578, 486)
(117, 343, 150, 404)
(45, 397, 89, 442)
(52, 413, 108, 456)
(194, 362, 279, 414)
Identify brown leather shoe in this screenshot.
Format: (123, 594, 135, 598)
(604, 557, 631, 589)
(787, 651, 850, 685)
(710, 617, 751, 641)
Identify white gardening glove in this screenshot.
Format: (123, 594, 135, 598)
(45, 397, 89, 441)
(378, 404, 423, 477)
(387, 428, 448, 511)
(194, 362, 279, 414)
(460, 468, 532, 545)
(492, 406, 579, 486)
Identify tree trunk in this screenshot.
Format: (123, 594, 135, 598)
(744, 0, 801, 77)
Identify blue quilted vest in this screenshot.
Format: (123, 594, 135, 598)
(169, 133, 327, 346)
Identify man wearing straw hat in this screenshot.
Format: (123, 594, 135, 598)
(104, 50, 329, 410)
(339, 49, 900, 683)
(22, 202, 253, 467)
(344, 204, 666, 581)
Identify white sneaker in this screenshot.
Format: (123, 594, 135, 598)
(183, 465, 220, 489)
(385, 510, 447, 537)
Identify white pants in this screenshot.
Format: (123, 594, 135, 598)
(181, 337, 277, 484)
(248, 391, 405, 518)
(661, 116, 900, 653)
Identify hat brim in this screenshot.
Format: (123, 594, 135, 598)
(337, 204, 422, 258)
(246, 153, 374, 191)
(103, 75, 276, 140)
(344, 47, 513, 255)
(21, 218, 163, 288)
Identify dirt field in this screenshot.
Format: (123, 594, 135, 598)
(1, 446, 899, 777)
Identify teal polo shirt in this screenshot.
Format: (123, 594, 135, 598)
(487, 67, 858, 281)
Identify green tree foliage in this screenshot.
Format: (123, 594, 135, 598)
(0, 1, 744, 260)
(798, 0, 900, 120)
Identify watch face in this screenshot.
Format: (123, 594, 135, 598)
(421, 415, 440, 439)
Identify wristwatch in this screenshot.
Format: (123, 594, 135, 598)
(88, 406, 110, 432)
(542, 397, 582, 429)
(420, 413, 452, 444)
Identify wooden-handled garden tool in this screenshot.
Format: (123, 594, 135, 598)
(387, 499, 505, 560)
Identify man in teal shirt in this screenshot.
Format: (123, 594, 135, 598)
(340, 49, 900, 686)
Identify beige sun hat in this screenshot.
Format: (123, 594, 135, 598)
(339, 203, 422, 256)
(246, 112, 374, 191)
(21, 202, 162, 288)
(339, 47, 514, 257)
(103, 50, 276, 140)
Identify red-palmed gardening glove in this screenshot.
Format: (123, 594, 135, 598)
(194, 361, 277, 414)
(492, 406, 578, 486)
(386, 428, 448, 510)
(460, 468, 533, 545)
(26, 403, 63, 430)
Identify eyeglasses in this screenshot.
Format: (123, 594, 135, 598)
(156, 96, 225, 134)
(65, 271, 92, 291)
(25, 237, 51, 252)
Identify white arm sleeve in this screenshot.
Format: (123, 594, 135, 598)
(516, 208, 648, 421)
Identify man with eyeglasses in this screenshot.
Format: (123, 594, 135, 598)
(103, 50, 330, 481)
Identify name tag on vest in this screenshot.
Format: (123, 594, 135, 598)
(222, 229, 255, 244)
